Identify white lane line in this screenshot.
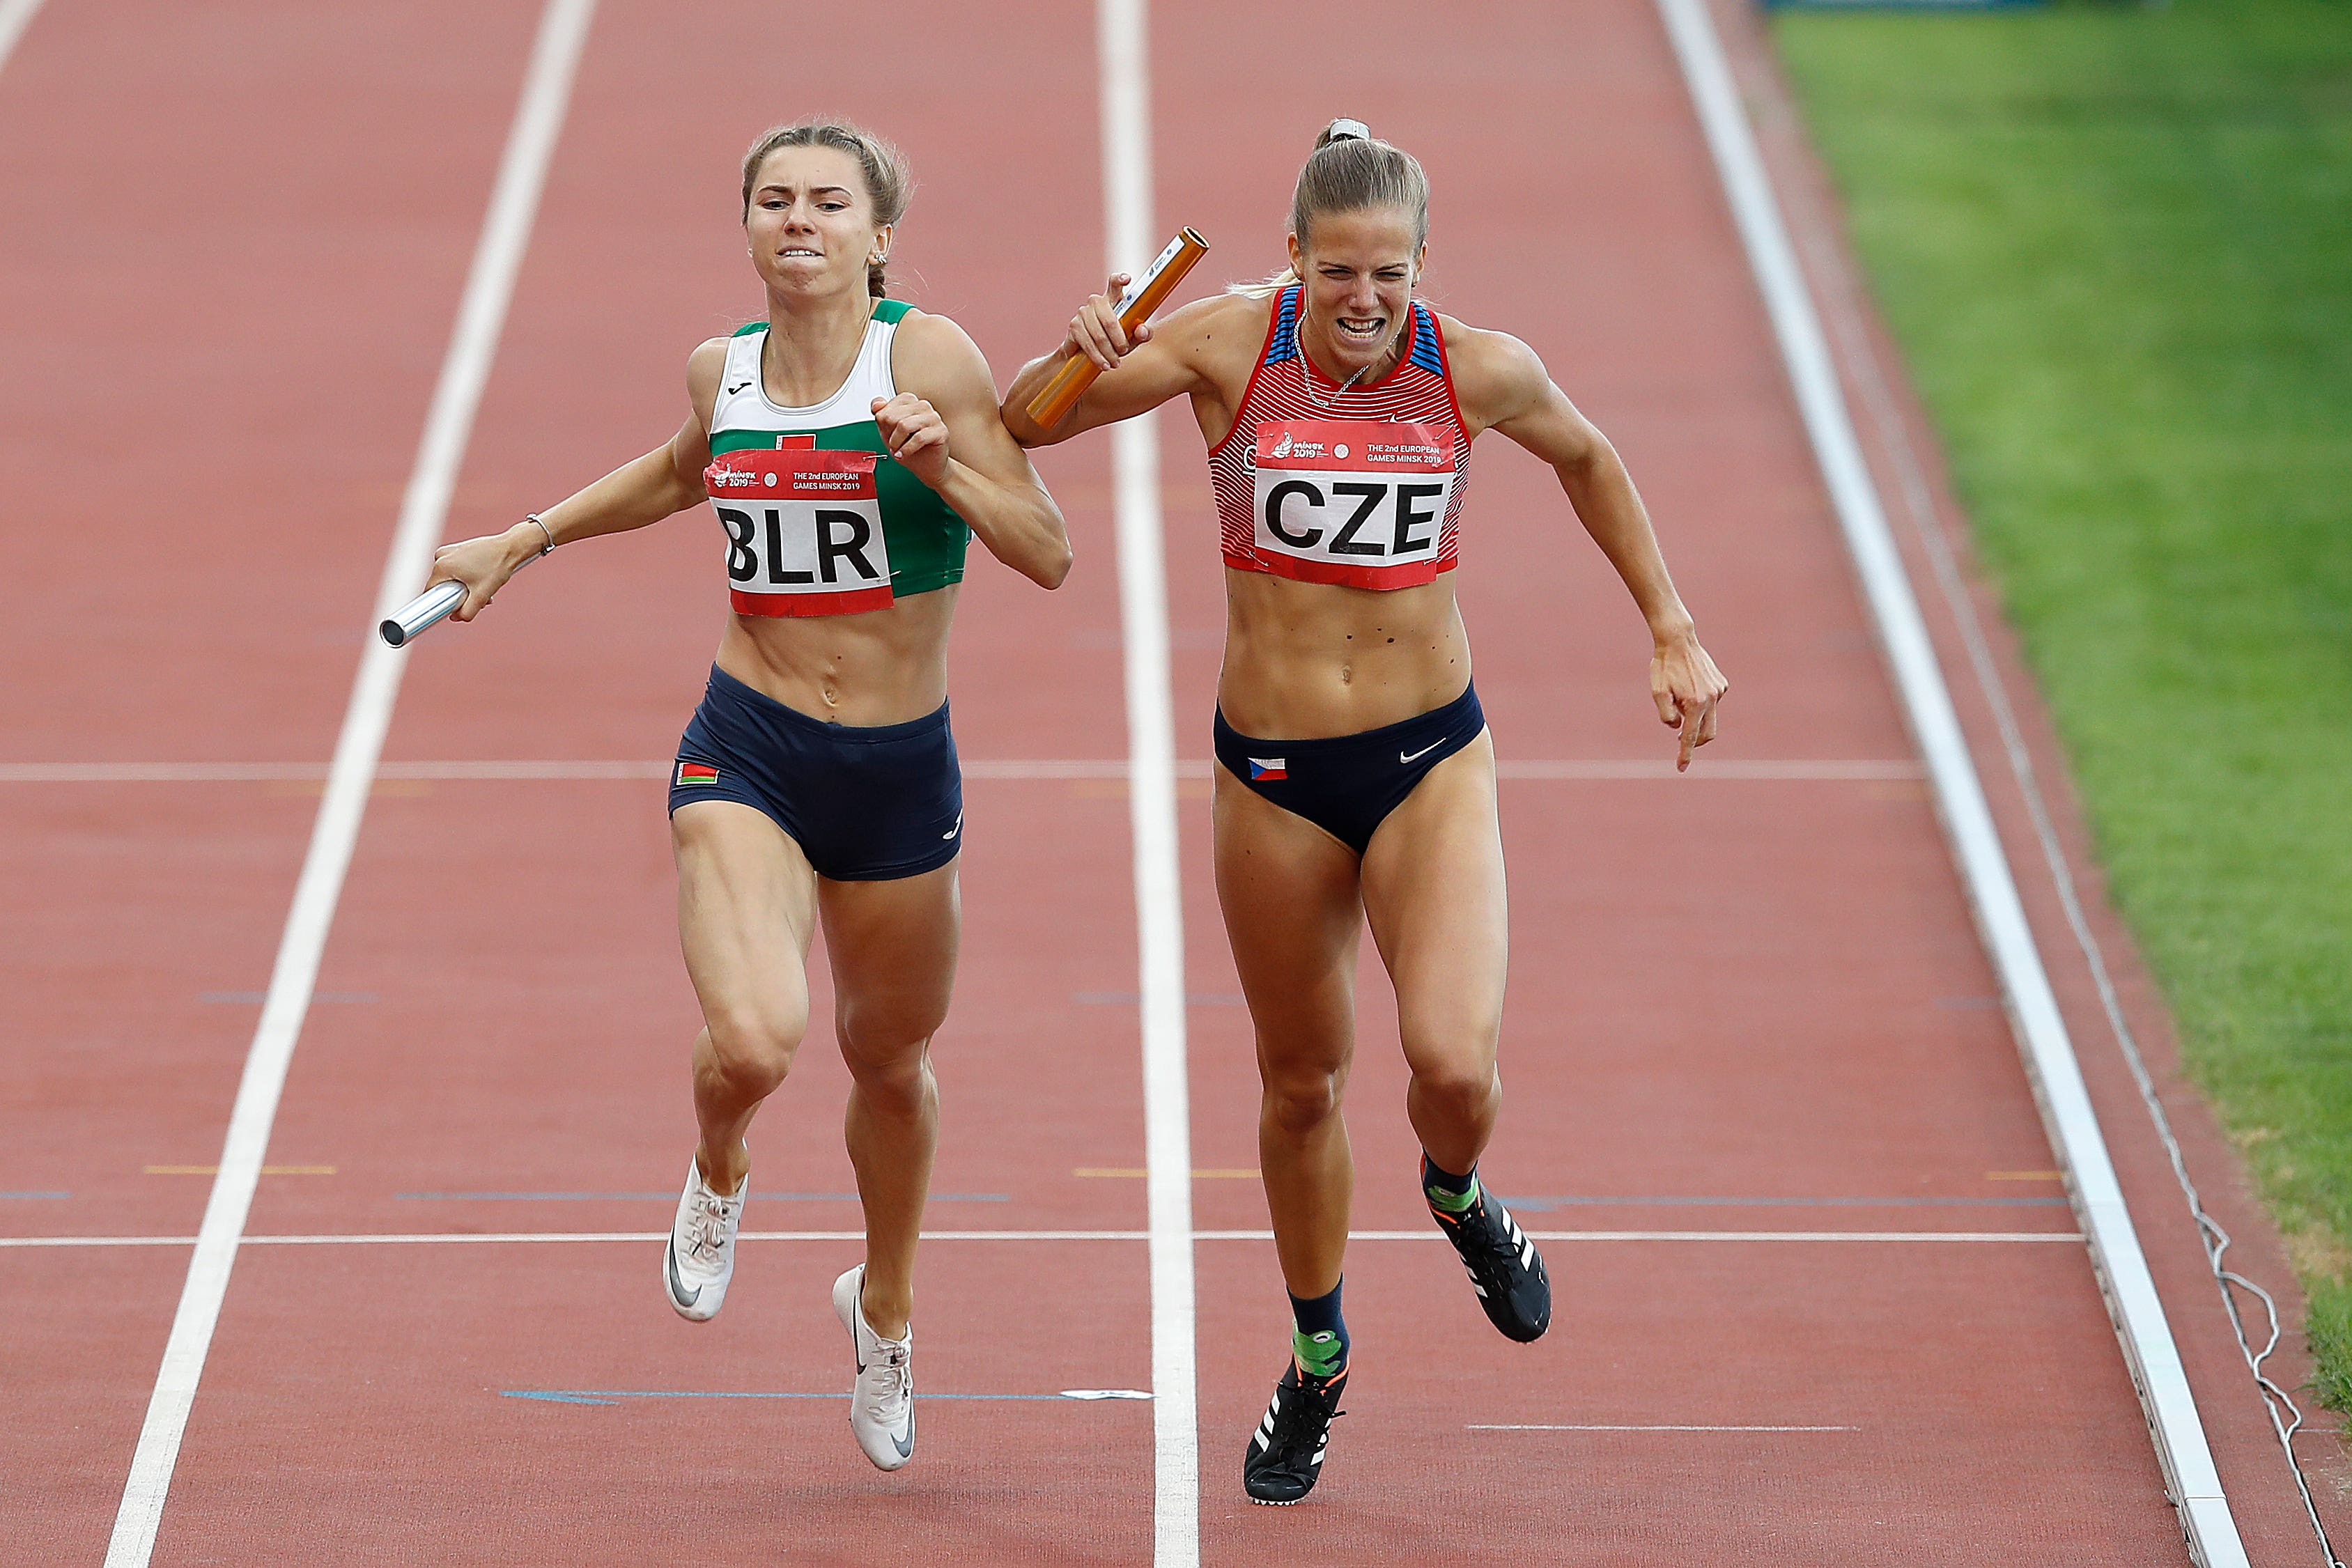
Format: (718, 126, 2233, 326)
(1095, 1, 1196, 1562)
(8, 1228, 2083, 1250)
(0, 763, 338, 782)
(1653, 1, 2245, 1562)
(6, 1236, 203, 1248)
(0, 0, 42, 76)
(100, 5, 598, 1564)
(1496, 758, 1921, 780)
(0, 757, 1920, 782)
(1471, 1425, 1857, 1433)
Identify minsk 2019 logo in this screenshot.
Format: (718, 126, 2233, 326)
(1271, 432, 1294, 459)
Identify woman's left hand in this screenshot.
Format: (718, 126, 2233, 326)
(1651, 630, 1728, 772)
(874, 394, 951, 489)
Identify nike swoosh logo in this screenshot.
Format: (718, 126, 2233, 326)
(942, 812, 961, 841)
(726, 382, 752, 394)
(1400, 741, 1444, 765)
(892, 1419, 913, 1459)
(665, 1241, 700, 1307)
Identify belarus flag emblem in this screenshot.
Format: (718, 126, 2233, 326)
(1246, 757, 1287, 782)
(675, 761, 721, 788)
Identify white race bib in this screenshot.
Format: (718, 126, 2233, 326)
(706, 442, 893, 616)
(1249, 419, 1455, 589)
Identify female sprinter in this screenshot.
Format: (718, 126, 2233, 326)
(1003, 121, 1726, 1503)
(427, 120, 1070, 1473)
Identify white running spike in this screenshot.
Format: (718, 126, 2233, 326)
(663, 1157, 745, 1322)
(833, 1266, 916, 1471)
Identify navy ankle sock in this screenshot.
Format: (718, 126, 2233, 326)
(1422, 1154, 1479, 1213)
(1287, 1281, 1349, 1381)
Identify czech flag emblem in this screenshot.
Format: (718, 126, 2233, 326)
(1246, 757, 1287, 782)
(675, 761, 721, 787)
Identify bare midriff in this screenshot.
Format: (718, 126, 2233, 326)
(714, 585, 957, 727)
(1217, 568, 1471, 740)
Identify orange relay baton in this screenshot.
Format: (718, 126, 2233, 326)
(1026, 228, 1209, 428)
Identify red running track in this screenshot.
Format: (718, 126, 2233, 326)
(2, 0, 2343, 1563)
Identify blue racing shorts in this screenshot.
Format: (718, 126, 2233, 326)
(1212, 682, 1486, 855)
(668, 665, 963, 882)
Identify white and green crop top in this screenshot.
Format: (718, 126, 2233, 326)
(703, 300, 970, 617)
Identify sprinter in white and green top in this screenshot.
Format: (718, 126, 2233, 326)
(422, 121, 1070, 1476)
(706, 304, 973, 613)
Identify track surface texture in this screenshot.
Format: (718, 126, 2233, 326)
(2, 0, 2340, 1563)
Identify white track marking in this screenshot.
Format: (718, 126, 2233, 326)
(7, 1228, 2082, 1250)
(0, 0, 42, 75)
(100, 5, 597, 1562)
(1653, 0, 2244, 1561)
(1494, 758, 1921, 780)
(1095, 1, 1197, 1560)
(1471, 1425, 1857, 1433)
(0, 757, 1918, 782)
(0, 763, 339, 782)
(5, 1236, 203, 1248)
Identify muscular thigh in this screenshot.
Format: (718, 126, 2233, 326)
(819, 860, 960, 1065)
(1359, 733, 1508, 1075)
(1212, 768, 1365, 1078)
(672, 800, 820, 1040)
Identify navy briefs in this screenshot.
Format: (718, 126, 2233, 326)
(1212, 682, 1487, 855)
(669, 665, 963, 882)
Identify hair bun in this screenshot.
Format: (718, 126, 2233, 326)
(1317, 118, 1372, 148)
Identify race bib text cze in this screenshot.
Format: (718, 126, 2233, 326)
(1249, 419, 1456, 590)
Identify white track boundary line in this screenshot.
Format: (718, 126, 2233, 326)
(4, 1227, 2083, 1249)
(100, 5, 597, 1562)
(1653, 1, 2243, 1562)
(0, 756, 1922, 782)
(0, 0, 43, 75)
(1096, 2, 1197, 1561)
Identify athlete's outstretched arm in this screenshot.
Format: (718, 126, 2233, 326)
(426, 337, 727, 621)
(1461, 326, 1728, 769)
(999, 278, 1217, 447)
(881, 314, 1071, 589)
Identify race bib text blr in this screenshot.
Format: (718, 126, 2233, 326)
(706, 442, 893, 617)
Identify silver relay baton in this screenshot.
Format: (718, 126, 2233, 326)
(380, 580, 465, 647)
(380, 538, 543, 647)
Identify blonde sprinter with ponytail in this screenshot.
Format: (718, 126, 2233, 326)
(428, 121, 1070, 1473)
(1004, 121, 1725, 1503)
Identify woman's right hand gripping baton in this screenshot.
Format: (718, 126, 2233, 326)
(1018, 228, 1207, 435)
(380, 515, 553, 647)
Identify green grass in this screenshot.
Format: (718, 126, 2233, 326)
(1771, 0, 2352, 1413)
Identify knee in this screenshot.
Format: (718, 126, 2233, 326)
(1262, 1061, 1349, 1138)
(842, 1039, 934, 1116)
(838, 1005, 936, 1113)
(703, 1007, 803, 1101)
(837, 989, 945, 1085)
(1405, 1043, 1499, 1119)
